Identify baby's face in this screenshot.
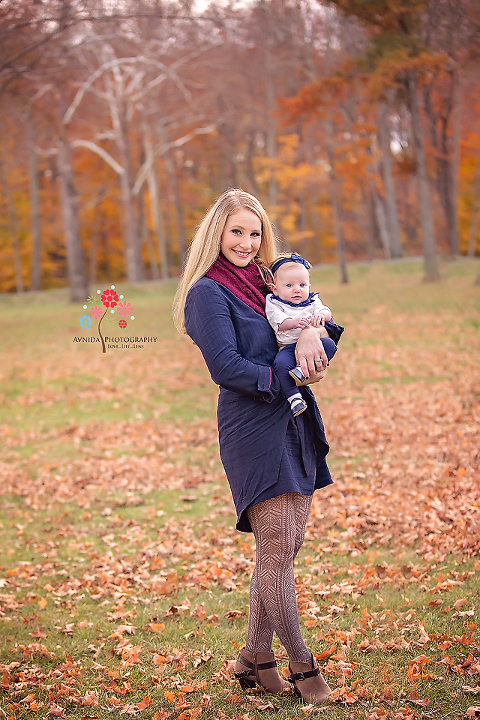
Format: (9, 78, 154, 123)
(273, 263, 311, 304)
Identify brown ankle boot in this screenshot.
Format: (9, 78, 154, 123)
(254, 651, 290, 694)
(288, 653, 331, 704)
(234, 648, 256, 690)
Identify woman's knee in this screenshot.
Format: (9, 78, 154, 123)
(292, 493, 311, 556)
(257, 536, 297, 566)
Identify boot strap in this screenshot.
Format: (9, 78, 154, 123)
(256, 659, 277, 671)
(288, 666, 320, 683)
(236, 652, 254, 671)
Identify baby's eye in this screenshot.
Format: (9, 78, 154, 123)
(286, 283, 292, 287)
(300, 283, 307, 287)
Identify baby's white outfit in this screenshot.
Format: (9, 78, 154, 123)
(265, 292, 331, 347)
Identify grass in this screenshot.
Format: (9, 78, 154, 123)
(0, 258, 479, 720)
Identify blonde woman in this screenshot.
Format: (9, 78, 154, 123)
(173, 189, 332, 705)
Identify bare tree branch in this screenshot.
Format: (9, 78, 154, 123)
(132, 123, 216, 196)
(71, 139, 124, 175)
(63, 56, 169, 125)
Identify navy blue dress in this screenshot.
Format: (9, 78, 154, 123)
(184, 277, 333, 532)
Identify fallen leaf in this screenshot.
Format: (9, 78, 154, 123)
(146, 623, 165, 633)
(407, 690, 430, 706)
(136, 696, 152, 709)
(47, 706, 65, 717)
(224, 610, 247, 619)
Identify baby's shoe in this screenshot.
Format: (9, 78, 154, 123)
(290, 398, 307, 417)
(289, 366, 306, 385)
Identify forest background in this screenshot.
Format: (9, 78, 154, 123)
(1, 0, 480, 299)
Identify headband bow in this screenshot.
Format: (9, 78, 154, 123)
(271, 253, 311, 276)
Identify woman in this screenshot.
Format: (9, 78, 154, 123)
(173, 189, 332, 704)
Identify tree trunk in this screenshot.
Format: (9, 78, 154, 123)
(119, 168, 143, 282)
(144, 128, 168, 279)
(468, 159, 480, 257)
(406, 70, 439, 282)
(265, 44, 277, 220)
(378, 102, 403, 258)
(326, 112, 348, 284)
(359, 184, 376, 261)
(424, 70, 460, 256)
(372, 190, 391, 259)
(308, 182, 321, 264)
(148, 168, 168, 279)
(365, 151, 389, 257)
(103, 67, 143, 282)
(245, 133, 259, 196)
(89, 207, 100, 286)
(400, 175, 419, 246)
(139, 184, 159, 280)
(164, 148, 186, 266)
(0, 163, 24, 293)
(298, 188, 310, 259)
(57, 136, 88, 302)
(450, 65, 461, 255)
(28, 114, 41, 291)
(117, 107, 144, 283)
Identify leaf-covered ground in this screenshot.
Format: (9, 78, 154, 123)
(0, 260, 479, 720)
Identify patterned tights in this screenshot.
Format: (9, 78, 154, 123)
(245, 492, 312, 663)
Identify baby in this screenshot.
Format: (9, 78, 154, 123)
(266, 254, 338, 417)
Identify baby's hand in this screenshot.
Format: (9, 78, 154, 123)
(296, 317, 311, 329)
(310, 314, 326, 328)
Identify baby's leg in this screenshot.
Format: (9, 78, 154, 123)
(321, 337, 337, 363)
(290, 337, 337, 384)
(273, 345, 307, 417)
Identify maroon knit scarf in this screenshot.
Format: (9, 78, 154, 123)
(205, 254, 268, 317)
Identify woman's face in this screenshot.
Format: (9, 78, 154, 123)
(220, 209, 262, 267)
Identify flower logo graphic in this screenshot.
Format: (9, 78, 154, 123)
(117, 301, 132, 318)
(79, 315, 92, 329)
(90, 305, 103, 320)
(78, 285, 135, 353)
(101, 289, 119, 308)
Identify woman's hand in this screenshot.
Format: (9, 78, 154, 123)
(295, 326, 328, 382)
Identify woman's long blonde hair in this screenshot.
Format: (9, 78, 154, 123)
(173, 189, 279, 332)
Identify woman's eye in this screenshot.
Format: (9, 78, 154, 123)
(251, 232, 260, 237)
(232, 229, 241, 235)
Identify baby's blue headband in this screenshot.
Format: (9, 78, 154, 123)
(271, 253, 311, 276)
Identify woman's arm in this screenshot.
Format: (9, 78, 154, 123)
(184, 281, 280, 401)
(295, 326, 328, 381)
